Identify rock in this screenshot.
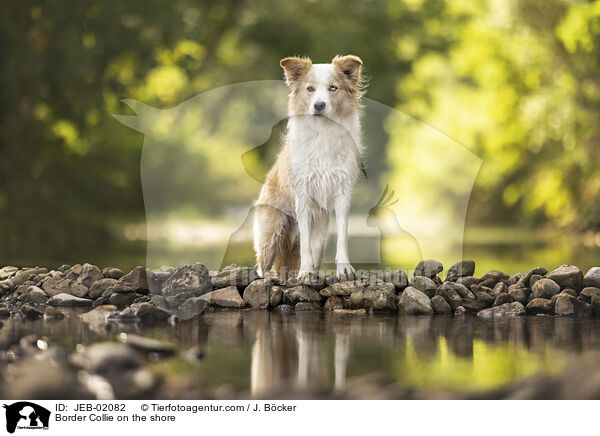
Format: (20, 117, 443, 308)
(20, 304, 43, 320)
(431, 295, 451, 314)
(0, 266, 18, 280)
(411, 276, 437, 298)
(119, 266, 149, 293)
(0, 279, 14, 294)
(508, 288, 529, 304)
(69, 282, 89, 298)
(106, 310, 140, 323)
(477, 302, 525, 319)
(324, 296, 344, 311)
(285, 285, 322, 305)
(532, 278, 560, 299)
(446, 260, 475, 281)
(320, 280, 365, 297)
(436, 283, 462, 311)
(580, 287, 600, 303)
(79, 305, 118, 323)
(529, 274, 543, 287)
(146, 266, 174, 293)
(592, 295, 600, 317)
(0, 307, 11, 318)
(380, 270, 409, 290)
(494, 293, 515, 306)
(471, 288, 495, 305)
(461, 299, 491, 313)
(212, 265, 257, 288)
(453, 283, 476, 299)
(414, 259, 443, 279)
(48, 293, 93, 308)
(108, 292, 138, 308)
(480, 270, 511, 283)
(454, 306, 467, 316)
(43, 306, 64, 320)
(491, 281, 508, 297)
(11, 268, 47, 286)
(515, 267, 547, 289)
(347, 286, 394, 310)
(555, 293, 591, 317)
(119, 333, 175, 357)
(177, 296, 209, 319)
(202, 286, 245, 308)
(372, 292, 397, 311)
(89, 278, 118, 299)
(270, 286, 283, 306)
(243, 279, 273, 308)
(295, 302, 321, 311)
(397, 286, 433, 315)
(18, 286, 49, 305)
(77, 263, 104, 287)
(526, 298, 554, 315)
(103, 267, 124, 279)
(333, 308, 367, 315)
(583, 267, 600, 289)
(456, 276, 481, 288)
(41, 276, 72, 297)
(507, 273, 522, 286)
(162, 263, 212, 305)
(71, 342, 144, 373)
(135, 302, 171, 321)
(547, 265, 583, 292)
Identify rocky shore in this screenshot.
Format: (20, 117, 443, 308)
(1, 260, 600, 321)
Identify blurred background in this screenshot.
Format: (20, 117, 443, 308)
(1, 0, 600, 273)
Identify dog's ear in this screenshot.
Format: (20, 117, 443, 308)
(333, 55, 363, 86)
(280, 57, 312, 86)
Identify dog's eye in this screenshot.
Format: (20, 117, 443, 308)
(307, 85, 315, 92)
(329, 85, 338, 92)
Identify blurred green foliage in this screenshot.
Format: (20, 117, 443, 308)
(1, 0, 599, 265)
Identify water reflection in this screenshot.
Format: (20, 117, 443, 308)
(3, 312, 600, 397)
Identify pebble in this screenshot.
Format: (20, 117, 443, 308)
(477, 302, 525, 319)
(397, 286, 433, 315)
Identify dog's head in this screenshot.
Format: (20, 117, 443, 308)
(280, 55, 364, 119)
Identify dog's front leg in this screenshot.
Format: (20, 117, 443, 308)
(296, 194, 314, 280)
(335, 192, 355, 280)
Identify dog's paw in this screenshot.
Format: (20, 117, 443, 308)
(297, 267, 315, 282)
(336, 263, 356, 281)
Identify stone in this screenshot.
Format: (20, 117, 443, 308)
(270, 286, 283, 306)
(202, 286, 245, 308)
(547, 265, 583, 292)
(446, 260, 476, 281)
(515, 267, 547, 289)
(103, 267, 124, 279)
(212, 265, 257, 288)
(477, 302, 525, 319)
(591, 295, 600, 317)
(333, 308, 367, 315)
(17, 286, 49, 305)
(285, 285, 322, 305)
(89, 278, 118, 299)
(494, 293, 515, 306)
(324, 296, 344, 311)
(480, 270, 511, 283)
(436, 283, 462, 311)
(0, 307, 11, 318)
(41, 277, 72, 297)
(453, 283, 476, 299)
(77, 263, 104, 287)
(119, 266, 149, 293)
(526, 298, 554, 315)
(69, 282, 89, 298)
(411, 276, 437, 298)
(471, 288, 495, 305)
(583, 267, 600, 289)
(580, 287, 600, 303)
(431, 295, 451, 314)
(454, 306, 467, 316)
(508, 288, 529, 304)
(461, 299, 491, 313)
(555, 293, 591, 317)
(119, 333, 175, 357)
(43, 306, 64, 320)
(380, 270, 409, 290)
(79, 305, 118, 323)
(0, 266, 18, 280)
(177, 296, 209, 319)
(135, 302, 171, 320)
(414, 259, 443, 279)
(274, 304, 295, 314)
(20, 304, 43, 320)
(48, 293, 93, 308)
(320, 280, 365, 297)
(295, 302, 321, 311)
(243, 279, 273, 308)
(146, 267, 174, 293)
(372, 292, 397, 311)
(456, 276, 481, 288)
(531, 278, 560, 299)
(507, 273, 522, 286)
(397, 286, 433, 315)
(162, 263, 212, 305)
(491, 281, 508, 297)
(529, 274, 543, 287)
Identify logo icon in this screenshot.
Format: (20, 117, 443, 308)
(2, 402, 50, 434)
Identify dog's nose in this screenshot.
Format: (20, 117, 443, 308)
(313, 101, 326, 112)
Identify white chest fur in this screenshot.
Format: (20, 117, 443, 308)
(287, 115, 362, 211)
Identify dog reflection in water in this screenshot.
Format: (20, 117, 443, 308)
(250, 326, 351, 396)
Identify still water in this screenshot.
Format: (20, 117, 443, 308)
(3, 311, 600, 397)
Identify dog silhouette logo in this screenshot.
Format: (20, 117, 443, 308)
(2, 402, 50, 433)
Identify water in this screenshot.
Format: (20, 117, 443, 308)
(3, 311, 600, 398)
